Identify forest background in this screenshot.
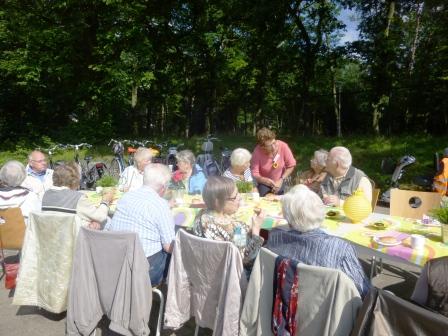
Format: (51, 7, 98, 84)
(0, 1, 447, 187)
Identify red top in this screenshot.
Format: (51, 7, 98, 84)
(251, 140, 296, 181)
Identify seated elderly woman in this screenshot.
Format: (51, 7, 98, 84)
(223, 148, 255, 185)
(295, 149, 328, 193)
(192, 176, 265, 270)
(266, 184, 370, 297)
(0, 160, 41, 220)
(174, 149, 207, 194)
(42, 162, 114, 228)
(118, 147, 152, 192)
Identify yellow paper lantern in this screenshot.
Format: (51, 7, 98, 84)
(343, 189, 372, 223)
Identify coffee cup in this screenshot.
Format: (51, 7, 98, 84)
(411, 234, 425, 250)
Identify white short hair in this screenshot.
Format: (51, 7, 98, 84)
(0, 160, 27, 187)
(230, 148, 251, 166)
(134, 147, 152, 166)
(281, 185, 325, 232)
(143, 163, 171, 190)
(176, 150, 196, 166)
(330, 146, 352, 169)
(314, 149, 329, 167)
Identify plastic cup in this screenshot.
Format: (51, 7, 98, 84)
(411, 234, 425, 250)
(251, 192, 260, 202)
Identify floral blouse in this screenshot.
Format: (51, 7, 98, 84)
(192, 209, 264, 268)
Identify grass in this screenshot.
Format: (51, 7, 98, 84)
(1, 134, 447, 190)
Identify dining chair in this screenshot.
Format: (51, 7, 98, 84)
(351, 287, 448, 335)
(12, 211, 82, 313)
(240, 247, 362, 336)
(390, 188, 442, 219)
(371, 188, 381, 211)
(0, 207, 26, 286)
(66, 227, 156, 336)
(164, 229, 246, 336)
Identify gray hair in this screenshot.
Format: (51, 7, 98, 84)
(230, 148, 252, 167)
(330, 146, 352, 169)
(0, 160, 27, 187)
(28, 150, 44, 161)
(314, 149, 329, 167)
(134, 147, 153, 166)
(176, 150, 196, 167)
(202, 176, 236, 212)
(143, 163, 172, 191)
(282, 184, 325, 232)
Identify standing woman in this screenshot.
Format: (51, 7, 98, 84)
(251, 128, 296, 197)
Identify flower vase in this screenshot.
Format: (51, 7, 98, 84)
(343, 189, 372, 223)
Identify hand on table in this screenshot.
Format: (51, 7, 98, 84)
(101, 189, 115, 204)
(323, 194, 340, 206)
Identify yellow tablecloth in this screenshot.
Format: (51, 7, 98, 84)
(86, 191, 448, 267)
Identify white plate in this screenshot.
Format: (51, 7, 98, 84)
(373, 236, 402, 247)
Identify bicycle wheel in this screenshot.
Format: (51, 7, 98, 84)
(109, 158, 122, 180)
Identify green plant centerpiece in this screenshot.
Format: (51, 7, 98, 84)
(96, 175, 118, 188)
(236, 181, 253, 194)
(430, 196, 448, 245)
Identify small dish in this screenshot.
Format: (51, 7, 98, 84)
(326, 209, 341, 218)
(373, 236, 402, 247)
(416, 219, 441, 227)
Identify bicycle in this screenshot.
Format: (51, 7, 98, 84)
(64, 143, 106, 190)
(196, 135, 222, 177)
(41, 144, 65, 169)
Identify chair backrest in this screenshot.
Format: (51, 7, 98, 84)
(390, 188, 442, 219)
(164, 229, 245, 336)
(351, 287, 448, 336)
(240, 248, 362, 336)
(67, 227, 151, 336)
(0, 207, 26, 250)
(372, 188, 381, 211)
(12, 211, 81, 313)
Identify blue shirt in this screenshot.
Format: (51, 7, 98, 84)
(188, 164, 207, 194)
(266, 227, 370, 297)
(108, 186, 175, 257)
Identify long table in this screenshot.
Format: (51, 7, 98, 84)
(87, 191, 448, 268)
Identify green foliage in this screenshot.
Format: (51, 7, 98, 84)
(236, 181, 253, 193)
(430, 197, 448, 224)
(96, 175, 118, 187)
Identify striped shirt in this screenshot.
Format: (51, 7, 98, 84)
(108, 186, 175, 257)
(223, 168, 253, 183)
(266, 227, 370, 297)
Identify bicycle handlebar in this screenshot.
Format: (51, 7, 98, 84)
(64, 143, 92, 150)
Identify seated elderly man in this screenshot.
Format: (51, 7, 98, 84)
(320, 146, 372, 206)
(118, 147, 153, 192)
(0, 160, 41, 220)
(223, 148, 255, 185)
(266, 185, 370, 297)
(22, 150, 54, 198)
(108, 163, 175, 286)
(42, 162, 114, 228)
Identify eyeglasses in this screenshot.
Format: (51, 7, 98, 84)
(227, 192, 240, 201)
(31, 159, 46, 163)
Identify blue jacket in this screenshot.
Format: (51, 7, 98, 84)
(188, 164, 207, 195)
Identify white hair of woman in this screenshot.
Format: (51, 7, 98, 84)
(314, 149, 329, 167)
(282, 184, 325, 232)
(0, 160, 27, 187)
(143, 163, 172, 191)
(134, 147, 153, 166)
(176, 150, 196, 167)
(230, 148, 252, 167)
(330, 146, 352, 169)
